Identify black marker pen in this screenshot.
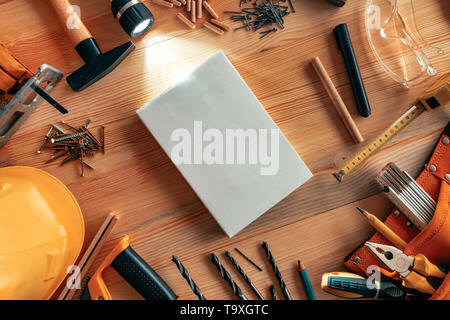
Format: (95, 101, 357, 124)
(334, 23, 371, 118)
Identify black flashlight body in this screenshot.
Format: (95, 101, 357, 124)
(111, 0, 154, 38)
(334, 23, 371, 118)
(328, 0, 347, 7)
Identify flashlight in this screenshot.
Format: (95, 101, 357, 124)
(111, 0, 154, 38)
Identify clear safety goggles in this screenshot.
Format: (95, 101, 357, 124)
(365, 0, 444, 87)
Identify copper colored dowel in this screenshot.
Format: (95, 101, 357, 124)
(153, 0, 174, 8)
(191, 1, 196, 23)
(203, 1, 218, 19)
(169, 0, 182, 6)
(203, 22, 224, 35)
(187, 0, 192, 12)
(210, 19, 230, 32)
(197, 0, 202, 19)
(312, 56, 364, 144)
(177, 12, 196, 29)
(179, 0, 186, 4)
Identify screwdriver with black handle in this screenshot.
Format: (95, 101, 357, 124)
(321, 272, 406, 300)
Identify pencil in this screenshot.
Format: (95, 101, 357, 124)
(297, 260, 316, 300)
(356, 207, 407, 250)
(311, 56, 364, 144)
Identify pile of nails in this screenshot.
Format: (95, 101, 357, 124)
(227, 0, 295, 39)
(37, 120, 104, 177)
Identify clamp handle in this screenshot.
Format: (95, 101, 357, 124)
(87, 235, 177, 300)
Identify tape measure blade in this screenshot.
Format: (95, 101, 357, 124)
(333, 104, 425, 182)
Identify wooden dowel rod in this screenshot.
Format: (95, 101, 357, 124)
(210, 19, 230, 32)
(153, 0, 174, 8)
(312, 56, 364, 144)
(203, 22, 224, 35)
(177, 12, 196, 29)
(191, 0, 196, 23)
(197, 0, 202, 19)
(203, 1, 219, 19)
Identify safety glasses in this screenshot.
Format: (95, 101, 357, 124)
(365, 0, 443, 87)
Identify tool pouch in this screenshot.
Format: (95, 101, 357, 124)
(344, 122, 450, 299)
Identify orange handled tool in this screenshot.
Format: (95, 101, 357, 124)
(365, 242, 448, 295)
(46, 0, 135, 91)
(80, 235, 178, 300)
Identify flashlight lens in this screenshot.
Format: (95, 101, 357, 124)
(132, 19, 151, 37)
(112, 0, 154, 38)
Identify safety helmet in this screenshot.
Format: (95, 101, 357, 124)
(0, 166, 84, 299)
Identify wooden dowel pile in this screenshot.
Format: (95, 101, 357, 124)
(152, 0, 229, 36)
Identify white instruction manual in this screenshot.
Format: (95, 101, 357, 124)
(137, 51, 312, 237)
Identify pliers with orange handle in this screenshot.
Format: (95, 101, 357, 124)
(365, 242, 448, 295)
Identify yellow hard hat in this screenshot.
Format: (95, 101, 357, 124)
(0, 166, 84, 300)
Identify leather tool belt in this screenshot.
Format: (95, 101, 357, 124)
(345, 121, 450, 300)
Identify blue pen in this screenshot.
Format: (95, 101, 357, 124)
(298, 260, 317, 300)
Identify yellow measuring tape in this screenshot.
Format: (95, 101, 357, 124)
(333, 73, 450, 182)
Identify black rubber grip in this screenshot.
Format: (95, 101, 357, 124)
(111, 246, 177, 300)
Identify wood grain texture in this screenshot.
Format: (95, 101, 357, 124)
(0, 0, 448, 300)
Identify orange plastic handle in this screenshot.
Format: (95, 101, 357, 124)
(402, 271, 436, 295)
(87, 236, 130, 300)
(414, 254, 447, 279)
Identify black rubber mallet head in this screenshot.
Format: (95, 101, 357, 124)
(47, 0, 135, 92)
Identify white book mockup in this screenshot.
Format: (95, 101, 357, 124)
(137, 51, 312, 237)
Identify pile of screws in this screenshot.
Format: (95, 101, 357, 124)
(37, 120, 104, 177)
(226, 0, 294, 39)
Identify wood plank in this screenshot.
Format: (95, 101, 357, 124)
(0, 0, 447, 300)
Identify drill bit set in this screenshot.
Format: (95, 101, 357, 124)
(37, 120, 105, 176)
(173, 241, 311, 300)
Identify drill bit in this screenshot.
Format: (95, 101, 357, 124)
(261, 241, 292, 300)
(234, 248, 263, 271)
(225, 251, 264, 300)
(172, 256, 206, 300)
(209, 253, 248, 300)
(270, 285, 276, 300)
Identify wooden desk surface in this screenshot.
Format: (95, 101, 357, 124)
(0, 0, 448, 300)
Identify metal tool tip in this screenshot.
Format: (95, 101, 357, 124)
(356, 207, 365, 214)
